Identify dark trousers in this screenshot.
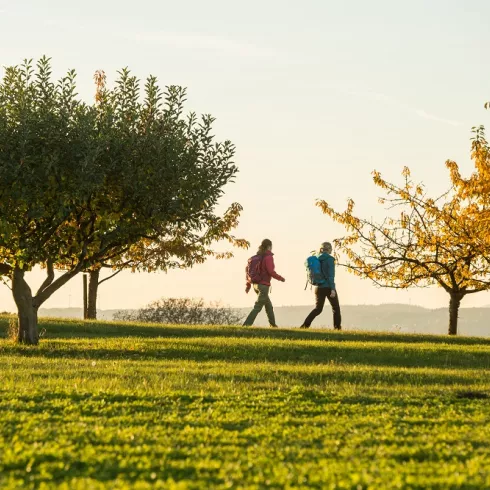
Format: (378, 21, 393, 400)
(303, 287, 341, 329)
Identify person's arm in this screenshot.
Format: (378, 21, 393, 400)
(326, 256, 336, 290)
(245, 265, 251, 293)
(264, 255, 285, 282)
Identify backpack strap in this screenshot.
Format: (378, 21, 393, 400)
(304, 259, 312, 290)
(304, 259, 309, 290)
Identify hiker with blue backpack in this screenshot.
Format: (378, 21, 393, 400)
(301, 242, 341, 330)
(243, 239, 285, 327)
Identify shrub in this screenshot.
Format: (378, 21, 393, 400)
(114, 298, 243, 325)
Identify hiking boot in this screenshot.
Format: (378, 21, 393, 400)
(270, 325, 278, 328)
(300, 325, 309, 329)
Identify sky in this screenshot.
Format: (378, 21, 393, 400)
(1, 0, 490, 312)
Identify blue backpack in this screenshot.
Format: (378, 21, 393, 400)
(305, 255, 326, 289)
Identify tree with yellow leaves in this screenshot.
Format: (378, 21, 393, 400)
(317, 127, 490, 335)
(84, 203, 248, 319)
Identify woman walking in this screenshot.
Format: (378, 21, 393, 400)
(243, 239, 285, 327)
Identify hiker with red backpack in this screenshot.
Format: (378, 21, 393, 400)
(243, 239, 285, 327)
(301, 242, 341, 330)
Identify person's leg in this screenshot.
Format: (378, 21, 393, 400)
(301, 287, 327, 328)
(243, 284, 267, 326)
(327, 291, 342, 330)
(260, 285, 277, 327)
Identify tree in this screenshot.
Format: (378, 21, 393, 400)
(446, 125, 490, 251)
(84, 200, 247, 319)
(316, 132, 490, 335)
(81, 71, 247, 319)
(114, 297, 243, 325)
(0, 57, 243, 343)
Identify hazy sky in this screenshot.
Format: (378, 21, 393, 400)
(1, 0, 490, 312)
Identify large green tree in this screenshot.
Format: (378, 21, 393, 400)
(0, 58, 242, 343)
(81, 70, 248, 319)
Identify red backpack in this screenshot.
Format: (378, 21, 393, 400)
(246, 254, 265, 284)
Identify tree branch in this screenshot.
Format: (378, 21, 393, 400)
(33, 243, 89, 307)
(36, 259, 54, 296)
(1, 276, 12, 291)
(98, 269, 123, 286)
(33, 263, 84, 308)
(0, 263, 12, 275)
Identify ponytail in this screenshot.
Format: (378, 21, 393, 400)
(257, 238, 272, 255)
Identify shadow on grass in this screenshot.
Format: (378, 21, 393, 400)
(1, 315, 490, 346)
(6, 362, 486, 396)
(1, 389, 485, 417)
(3, 339, 490, 370)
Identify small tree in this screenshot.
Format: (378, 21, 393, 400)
(81, 71, 248, 319)
(317, 133, 490, 335)
(114, 297, 243, 325)
(0, 58, 243, 343)
(84, 201, 247, 319)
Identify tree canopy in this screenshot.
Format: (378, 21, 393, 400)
(84, 200, 248, 319)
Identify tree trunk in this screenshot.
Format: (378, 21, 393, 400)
(87, 269, 100, 320)
(12, 268, 39, 345)
(83, 274, 88, 319)
(448, 292, 464, 336)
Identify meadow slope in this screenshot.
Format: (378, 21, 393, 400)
(0, 316, 489, 489)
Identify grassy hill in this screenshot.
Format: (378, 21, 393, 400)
(1, 317, 490, 488)
(37, 304, 490, 337)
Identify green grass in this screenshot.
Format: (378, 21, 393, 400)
(0, 316, 489, 489)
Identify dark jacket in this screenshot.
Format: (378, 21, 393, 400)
(317, 252, 336, 289)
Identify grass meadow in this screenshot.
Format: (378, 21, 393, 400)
(0, 316, 489, 489)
